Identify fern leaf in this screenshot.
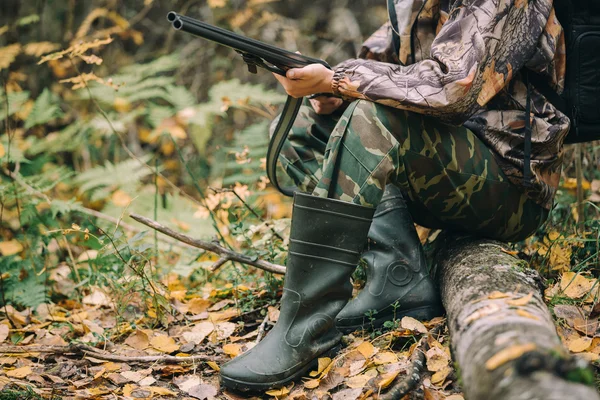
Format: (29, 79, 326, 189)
(24, 88, 65, 129)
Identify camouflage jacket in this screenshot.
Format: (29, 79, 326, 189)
(331, 0, 569, 210)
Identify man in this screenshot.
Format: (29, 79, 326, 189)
(221, 0, 568, 391)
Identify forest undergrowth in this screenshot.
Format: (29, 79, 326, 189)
(0, 1, 599, 399)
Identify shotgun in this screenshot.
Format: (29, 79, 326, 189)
(167, 11, 333, 196)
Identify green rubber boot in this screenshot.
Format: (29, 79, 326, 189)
(220, 193, 375, 392)
(335, 184, 443, 333)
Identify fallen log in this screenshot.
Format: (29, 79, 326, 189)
(435, 236, 599, 400)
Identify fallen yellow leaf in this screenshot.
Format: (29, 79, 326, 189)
(265, 385, 290, 397)
(304, 379, 320, 389)
(223, 343, 242, 358)
(568, 336, 593, 353)
(431, 365, 451, 385)
(356, 341, 377, 359)
(206, 361, 220, 371)
(560, 272, 596, 299)
(516, 309, 540, 320)
(0, 240, 23, 256)
(507, 292, 534, 306)
(373, 351, 398, 365)
(150, 335, 180, 353)
(309, 357, 332, 378)
(488, 291, 511, 300)
(485, 343, 537, 370)
(5, 365, 32, 378)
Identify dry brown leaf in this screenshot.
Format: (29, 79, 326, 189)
(573, 317, 599, 336)
(124, 330, 150, 350)
(356, 341, 377, 359)
(215, 322, 236, 341)
(208, 308, 239, 323)
(267, 306, 280, 323)
(426, 346, 449, 372)
(568, 336, 593, 353)
(182, 321, 214, 345)
(147, 386, 179, 396)
(485, 343, 537, 370)
(507, 292, 534, 306)
(150, 335, 180, 353)
(120, 370, 144, 383)
(82, 289, 111, 307)
(0, 324, 8, 343)
(188, 383, 218, 400)
(446, 395, 465, 400)
(223, 343, 242, 358)
(401, 316, 428, 334)
(0, 240, 23, 256)
(332, 388, 363, 400)
(6, 366, 32, 378)
(346, 368, 378, 389)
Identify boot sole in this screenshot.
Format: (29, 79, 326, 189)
(220, 344, 341, 392)
(337, 305, 444, 334)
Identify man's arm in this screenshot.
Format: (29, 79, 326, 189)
(330, 0, 560, 124)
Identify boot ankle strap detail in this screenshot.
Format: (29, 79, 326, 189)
(294, 204, 374, 222)
(290, 239, 361, 255)
(289, 251, 358, 267)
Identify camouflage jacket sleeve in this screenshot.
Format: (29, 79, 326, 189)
(331, 0, 553, 125)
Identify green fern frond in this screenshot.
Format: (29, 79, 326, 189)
(72, 155, 154, 196)
(24, 88, 65, 129)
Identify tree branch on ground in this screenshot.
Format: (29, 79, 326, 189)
(129, 213, 286, 275)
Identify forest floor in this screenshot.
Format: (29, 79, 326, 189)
(1, 206, 600, 400)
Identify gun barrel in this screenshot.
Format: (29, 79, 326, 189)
(166, 11, 330, 72)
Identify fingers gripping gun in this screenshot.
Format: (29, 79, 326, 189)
(167, 12, 331, 196)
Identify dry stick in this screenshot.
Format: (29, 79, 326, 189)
(0, 344, 220, 363)
(378, 324, 445, 400)
(130, 213, 286, 275)
(255, 313, 270, 344)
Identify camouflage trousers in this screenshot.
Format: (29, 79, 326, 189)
(272, 99, 548, 242)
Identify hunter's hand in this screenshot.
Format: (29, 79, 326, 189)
(273, 64, 334, 98)
(310, 96, 344, 115)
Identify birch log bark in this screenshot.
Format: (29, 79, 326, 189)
(435, 235, 600, 400)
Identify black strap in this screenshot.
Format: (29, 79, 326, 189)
(526, 70, 568, 115)
(523, 71, 533, 187)
(266, 95, 303, 197)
